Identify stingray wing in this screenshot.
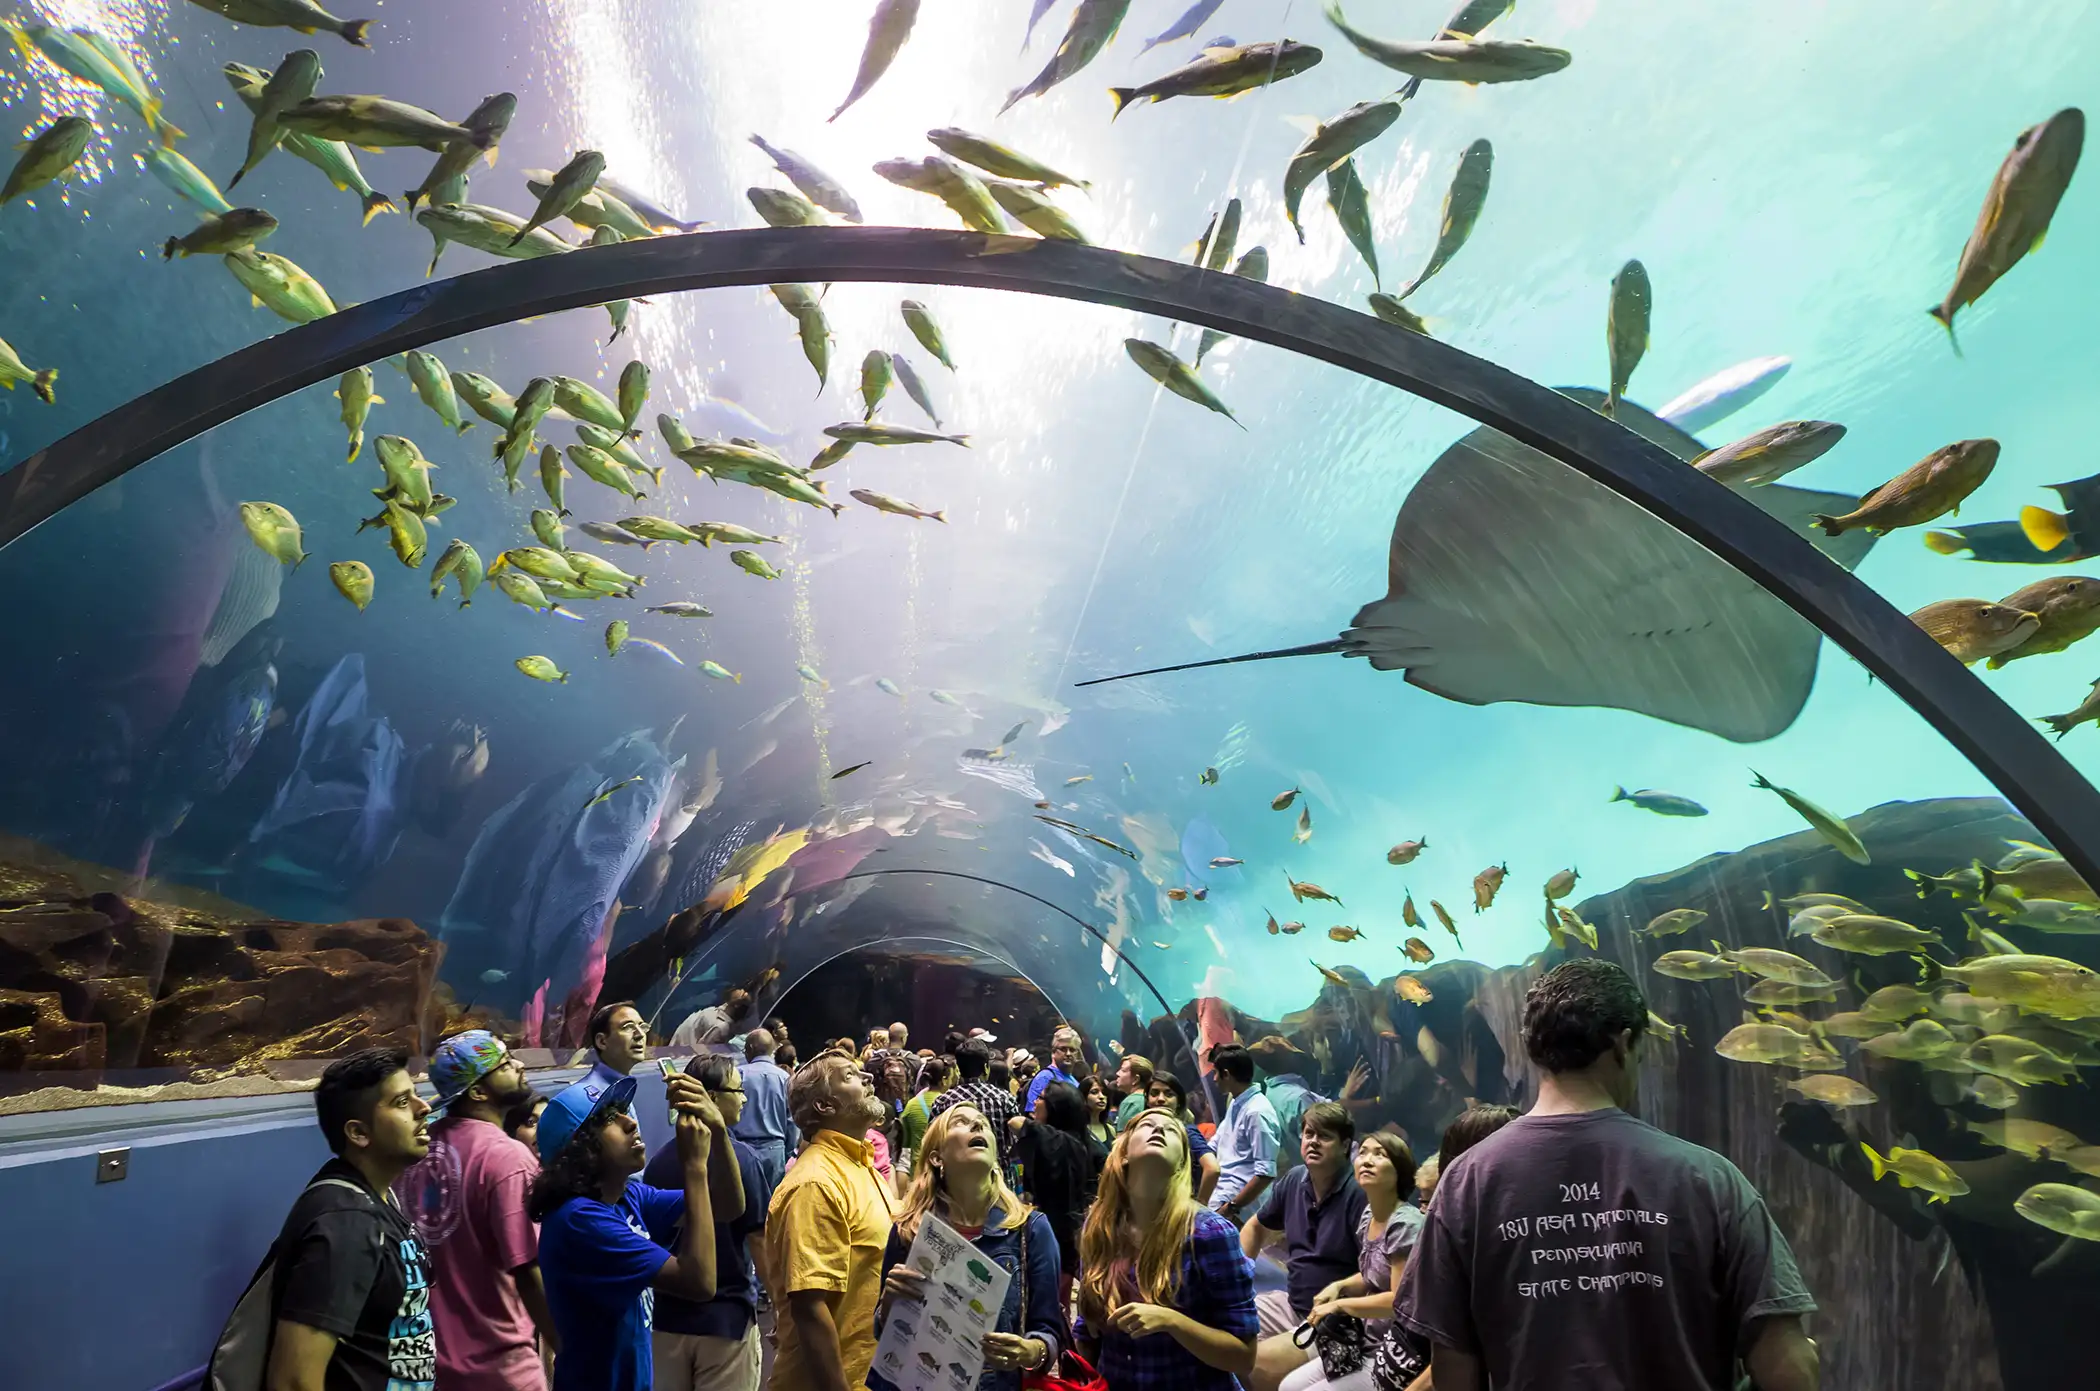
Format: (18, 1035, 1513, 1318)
(1344, 395, 1878, 744)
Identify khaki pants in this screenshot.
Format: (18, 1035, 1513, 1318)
(652, 1324, 762, 1391)
(1256, 1287, 1304, 1337)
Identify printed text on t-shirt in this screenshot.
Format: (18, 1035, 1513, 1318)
(1494, 1181, 1671, 1300)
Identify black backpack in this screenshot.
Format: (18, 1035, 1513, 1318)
(204, 1176, 369, 1391)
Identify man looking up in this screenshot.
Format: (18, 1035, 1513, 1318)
(1207, 1043, 1281, 1222)
(409, 1031, 556, 1390)
(732, 1028, 796, 1190)
(1022, 1026, 1083, 1114)
(587, 1001, 650, 1090)
(263, 1047, 437, 1391)
(1111, 1053, 1153, 1132)
(765, 1051, 896, 1391)
(1396, 958, 1821, 1391)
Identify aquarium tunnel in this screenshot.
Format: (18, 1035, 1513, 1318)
(2, 3, 2099, 1389)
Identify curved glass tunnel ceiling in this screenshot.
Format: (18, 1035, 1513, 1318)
(4, 4, 2100, 1386)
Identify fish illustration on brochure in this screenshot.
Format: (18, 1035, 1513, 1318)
(871, 1214, 1013, 1391)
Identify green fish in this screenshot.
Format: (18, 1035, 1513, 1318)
(770, 286, 833, 392)
(515, 655, 568, 684)
(406, 350, 472, 433)
(749, 135, 864, 220)
(516, 148, 606, 245)
(538, 445, 570, 517)
(985, 181, 1090, 242)
(1325, 157, 1379, 288)
(501, 378, 556, 460)
(860, 350, 893, 419)
(451, 372, 515, 429)
(567, 444, 646, 499)
(1284, 101, 1401, 243)
(404, 91, 516, 212)
(591, 224, 634, 340)
(329, 560, 374, 610)
(530, 508, 566, 551)
(382, 501, 427, 568)
(689, 522, 783, 548)
(566, 551, 643, 593)
(1108, 40, 1323, 119)
(1750, 770, 1869, 865)
(832, 0, 920, 122)
(732, 549, 783, 580)
(2, 117, 90, 205)
(1399, 139, 1492, 300)
(552, 376, 629, 435)
(224, 247, 338, 324)
(891, 353, 942, 426)
(429, 537, 484, 607)
(811, 439, 856, 471)
(187, 0, 372, 47)
(701, 660, 742, 683)
(658, 412, 697, 456)
(1322, 3, 1571, 84)
(1125, 339, 1240, 426)
(495, 546, 580, 583)
(647, 602, 715, 619)
(499, 430, 535, 493)
(617, 360, 651, 433)
(335, 366, 381, 462)
(901, 299, 955, 370)
(372, 435, 436, 512)
(239, 501, 307, 568)
(605, 619, 629, 656)
(230, 47, 321, 190)
(822, 421, 969, 447)
(748, 185, 826, 228)
(140, 147, 234, 216)
(415, 203, 570, 275)
(575, 424, 652, 480)
(4, 22, 183, 145)
(1195, 246, 1269, 364)
(280, 94, 485, 152)
(619, 516, 707, 544)
(1003, 0, 1134, 113)
(223, 62, 395, 224)
(926, 128, 1089, 191)
(872, 155, 1007, 234)
(797, 664, 826, 684)
(164, 208, 279, 260)
(494, 571, 551, 611)
(527, 172, 657, 239)
(1193, 198, 1241, 270)
(1606, 259, 1651, 419)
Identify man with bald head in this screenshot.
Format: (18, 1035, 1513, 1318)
(733, 1028, 795, 1190)
(765, 1051, 894, 1391)
(887, 1021, 909, 1051)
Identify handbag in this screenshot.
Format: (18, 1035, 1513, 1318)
(1294, 1312, 1370, 1380)
(1019, 1220, 1106, 1391)
(1369, 1323, 1430, 1391)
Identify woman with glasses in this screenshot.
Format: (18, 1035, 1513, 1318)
(641, 1054, 774, 1391)
(870, 1105, 1065, 1391)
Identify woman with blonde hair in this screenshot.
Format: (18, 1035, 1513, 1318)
(871, 1105, 1066, 1391)
(1076, 1109, 1258, 1391)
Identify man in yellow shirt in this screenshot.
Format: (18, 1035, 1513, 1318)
(765, 1051, 894, 1391)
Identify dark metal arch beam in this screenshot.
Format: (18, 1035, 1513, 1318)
(8, 226, 2098, 885)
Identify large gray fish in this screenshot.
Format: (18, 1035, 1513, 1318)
(1656, 355, 1790, 434)
(1812, 438, 1999, 537)
(1004, 0, 1133, 113)
(1398, 138, 1491, 300)
(927, 128, 1089, 191)
(1108, 40, 1322, 119)
(405, 91, 516, 212)
(892, 352, 942, 425)
(230, 47, 320, 188)
(279, 94, 487, 151)
(186, 0, 371, 46)
(1326, 158, 1378, 288)
(1324, 1, 1569, 83)
(1077, 391, 1881, 743)
(833, 0, 920, 122)
(595, 174, 705, 234)
(750, 134, 863, 221)
(1, 117, 90, 204)
(1931, 108, 2083, 352)
(1693, 420, 1846, 488)
(1606, 259, 1650, 419)
(516, 150, 605, 244)
(1285, 100, 1402, 243)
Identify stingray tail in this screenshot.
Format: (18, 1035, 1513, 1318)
(1073, 638, 1349, 687)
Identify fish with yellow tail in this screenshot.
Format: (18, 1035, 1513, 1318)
(1321, 2, 1570, 83)
(3, 116, 91, 204)
(1860, 1142, 1969, 1203)
(187, 0, 372, 47)
(1693, 420, 1848, 489)
(1750, 770, 1869, 865)
(832, 0, 919, 122)
(852, 489, 945, 523)
(1930, 109, 2084, 352)
(515, 655, 568, 684)
(1107, 40, 1323, 118)
(926, 128, 1088, 191)
(0, 336, 58, 404)
(1814, 439, 2000, 536)
(1125, 339, 1241, 426)
(1284, 100, 1403, 244)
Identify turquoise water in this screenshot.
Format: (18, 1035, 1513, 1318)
(3, 4, 2099, 1383)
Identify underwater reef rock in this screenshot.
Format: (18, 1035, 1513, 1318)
(0, 832, 439, 1089)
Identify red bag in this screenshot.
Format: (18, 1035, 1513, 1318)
(1026, 1350, 1107, 1391)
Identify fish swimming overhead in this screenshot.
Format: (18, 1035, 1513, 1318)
(1073, 391, 1879, 743)
(1656, 357, 1792, 434)
(1931, 109, 2084, 351)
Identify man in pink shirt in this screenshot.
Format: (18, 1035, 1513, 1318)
(399, 1030, 559, 1390)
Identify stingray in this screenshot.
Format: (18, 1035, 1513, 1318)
(1079, 390, 1878, 743)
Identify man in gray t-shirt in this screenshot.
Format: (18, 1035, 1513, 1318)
(1395, 959, 1821, 1391)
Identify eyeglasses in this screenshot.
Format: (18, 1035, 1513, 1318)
(710, 1085, 745, 1096)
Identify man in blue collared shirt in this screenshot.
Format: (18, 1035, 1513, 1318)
(731, 1027, 796, 1188)
(644, 1053, 774, 1391)
(585, 1001, 649, 1093)
(1207, 1043, 1280, 1224)
(1022, 1026, 1083, 1114)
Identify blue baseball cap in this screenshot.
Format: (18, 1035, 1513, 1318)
(537, 1074, 638, 1163)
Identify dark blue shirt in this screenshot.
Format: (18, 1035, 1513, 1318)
(1256, 1163, 1369, 1316)
(870, 1207, 1065, 1391)
(538, 1179, 684, 1391)
(643, 1134, 774, 1338)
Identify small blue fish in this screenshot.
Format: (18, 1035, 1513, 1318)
(479, 968, 510, 984)
(1610, 786, 1709, 817)
(876, 677, 903, 696)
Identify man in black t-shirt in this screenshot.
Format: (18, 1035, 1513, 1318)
(1395, 959, 1821, 1391)
(265, 1046, 438, 1391)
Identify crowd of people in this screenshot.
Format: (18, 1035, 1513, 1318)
(225, 960, 1823, 1391)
